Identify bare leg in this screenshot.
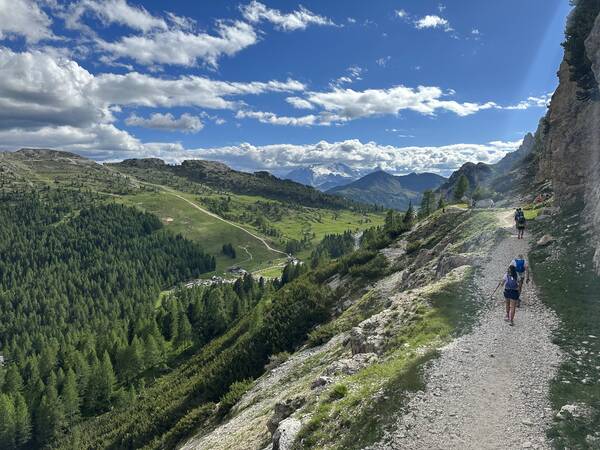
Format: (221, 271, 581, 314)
(509, 300, 517, 324)
(505, 299, 510, 320)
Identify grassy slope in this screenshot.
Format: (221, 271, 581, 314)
(105, 161, 383, 276)
(0, 150, 138, 194)
(120, 190, 383, 275)
(119, 191, 280, 273)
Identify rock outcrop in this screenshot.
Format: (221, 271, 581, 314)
(531, 8, 600, 273)
(272, 417, 302, 450)
(267, 397, 306, 434)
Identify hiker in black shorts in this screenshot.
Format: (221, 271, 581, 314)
(515, 208, 526, 239)
(492, 264, 520, 326)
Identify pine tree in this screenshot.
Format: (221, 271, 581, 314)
(437, 195, 446, 210)
(34, 377, 64, 446)
(61, 369, 80, 425)
(384, 209, 396, 233)
(403, 201, 415, 224)
(453, 175, 470, 202)
(161, 302, 179, 341)
(175, 312, 193, 349)
(144, 335, 161, 368)
(418, 190, 435, 218)
(94, 352, 116, 413)
(205, 289, 227, 337)
(2, 365, 24, 394)
(0, 393, 16, 449)
(13, 393, 31, 448)
(86, 352, 116, 413)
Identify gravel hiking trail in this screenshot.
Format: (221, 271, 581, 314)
(370, 210, 562, 450)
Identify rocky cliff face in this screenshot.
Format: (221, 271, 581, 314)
(533, 8, 600, 272)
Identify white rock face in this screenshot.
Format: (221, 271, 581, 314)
(534, 11, 600, 273)
(272, 417, 302, 450)
(536, 235, 556, 247)
(556, 403, 593, 420)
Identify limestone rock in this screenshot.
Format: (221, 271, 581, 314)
(267, 397, 306, 434)
(325, 353, 378, 376)
(349, 326, 385, 355)
(272, 417, 302, 450)
(311, 375, 333, 389)
(536, 235, 556, 247)
(531, 11, 600, 274)
(556, 403, 593, 420)
(414, 249, 435, 268)
(436, 253, 472, 278)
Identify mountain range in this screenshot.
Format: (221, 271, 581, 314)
(327, 170, 447, 210)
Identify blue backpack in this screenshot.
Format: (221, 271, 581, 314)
(505, 275, 518, 290)
(515, 259, 525, 273)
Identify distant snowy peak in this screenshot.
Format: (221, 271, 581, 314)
(284, 163, 365, 190)
(310, 162, 356, 178)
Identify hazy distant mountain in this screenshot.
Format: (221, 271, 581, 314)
(284, 163, 365, 190)
(327, 170, 447, 210)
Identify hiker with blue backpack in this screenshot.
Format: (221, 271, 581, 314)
(492, 264, 520, 326)
(511, 254, 530, 306)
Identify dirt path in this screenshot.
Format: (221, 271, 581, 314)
(238, 246, 253, 264)
(370, 211, 562, 450)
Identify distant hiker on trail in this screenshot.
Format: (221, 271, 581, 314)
(511, 254, 530, 306)
(515, 208, 526, 239)
(492, 264, 520, 326)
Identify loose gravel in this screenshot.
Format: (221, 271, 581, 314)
(370, 221, 563, 450)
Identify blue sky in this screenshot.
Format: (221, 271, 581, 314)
(0, 0, 570, 175)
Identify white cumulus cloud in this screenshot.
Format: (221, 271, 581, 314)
(65, 0, 167, 33)
(240, 1, 334, 31)
(286, 96, 314, 109)
(414, 15, 451, 31)
(98, 20, 257, 67)
(125, 112, 204, 133)
(235, 110, 317, 126)
(0, 0, 55, 43)
(303, 85, 497, 121)
(504, 94, 552, 110)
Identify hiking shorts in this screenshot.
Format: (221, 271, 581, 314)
(517, 223, 525, 230)
(504, 289, 520, 301)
